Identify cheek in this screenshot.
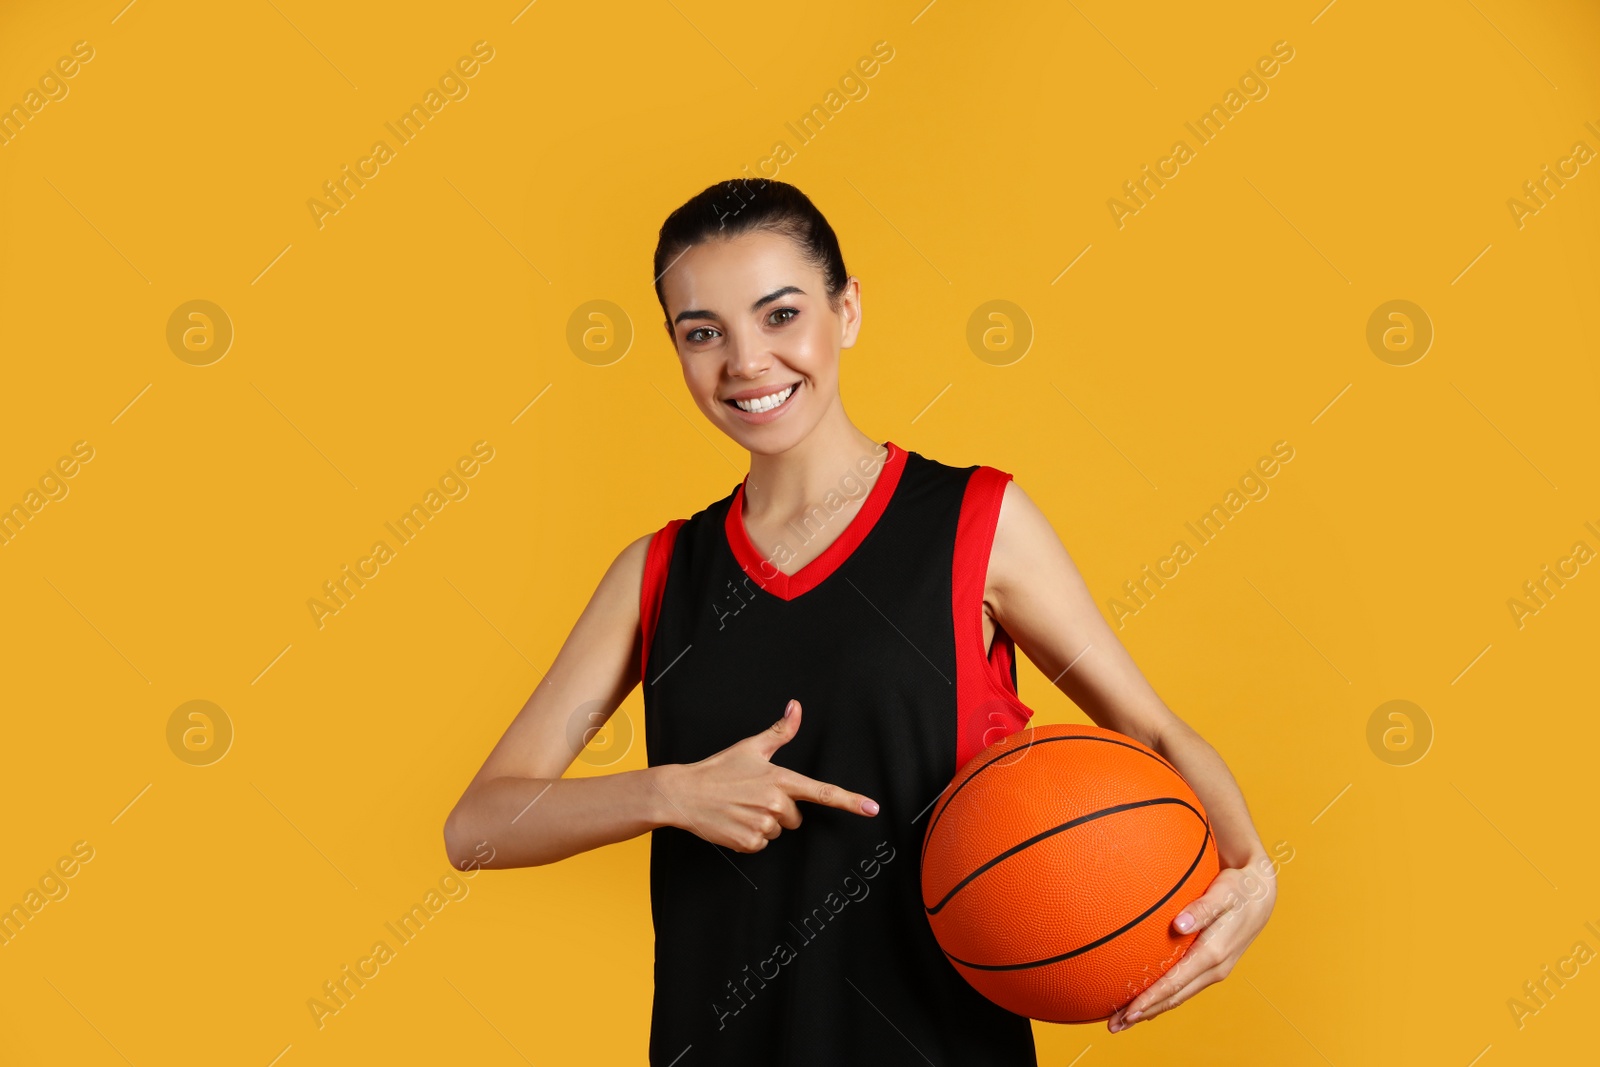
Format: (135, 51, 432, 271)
(789, 324, 837, 375)
(683, 359, 720, 404)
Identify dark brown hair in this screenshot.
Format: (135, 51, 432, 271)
(652, 178, 849, 324)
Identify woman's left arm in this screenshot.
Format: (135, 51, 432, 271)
(986, 479, 1278, 1033)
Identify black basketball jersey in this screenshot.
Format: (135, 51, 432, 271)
(637, 440, 1040, 1066)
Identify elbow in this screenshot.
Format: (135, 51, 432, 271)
(442, 803, 487, 871)
(1152, 715, 1206, 758)
(442, 807, 466, 869)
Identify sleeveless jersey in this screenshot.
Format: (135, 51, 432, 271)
(637, 440, 1040, 1066)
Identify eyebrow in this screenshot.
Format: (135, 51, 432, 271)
(673, 285, 805, 326)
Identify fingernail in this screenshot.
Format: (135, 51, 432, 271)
(1174, 912, 1194, 933)
(862, 799, 880, 815)
(1125, 1010, 1142, 1024)
(784, 700, 796, 719)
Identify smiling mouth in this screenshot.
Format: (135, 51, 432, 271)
(726, 382, 799, 414)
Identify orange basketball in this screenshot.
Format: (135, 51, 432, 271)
(920, 721, 1219, 1023)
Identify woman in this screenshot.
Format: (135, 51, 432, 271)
(443, 179, 1277, 1065)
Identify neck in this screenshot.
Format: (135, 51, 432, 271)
(741, 415, 887, 527)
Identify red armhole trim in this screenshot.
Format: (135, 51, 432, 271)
(639, 518, 685, 686)
(952, 467, 1032, 771)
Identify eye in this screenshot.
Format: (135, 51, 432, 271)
(768, 307, 798, 326)
(685, 325, 721, 344)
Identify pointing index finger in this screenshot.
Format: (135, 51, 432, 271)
(781, 769, 880, 816)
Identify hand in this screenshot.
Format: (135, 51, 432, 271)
(1107, 852, 1279, 1032)
(657, 699, 880, 853)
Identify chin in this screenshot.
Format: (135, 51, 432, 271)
(724, 419, 807, 455)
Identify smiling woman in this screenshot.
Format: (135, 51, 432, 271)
(650, 181, 859, 464)
(443, 178, 1277, 1066)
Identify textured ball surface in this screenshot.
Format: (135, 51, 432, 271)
(920, 722, 1219, 1023)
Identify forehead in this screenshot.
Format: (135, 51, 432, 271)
(660, 229, 819, 314)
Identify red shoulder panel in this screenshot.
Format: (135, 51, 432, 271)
(952, 466, 1033, 771)
(639, 518, 686, 685)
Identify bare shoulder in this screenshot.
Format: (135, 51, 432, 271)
(988, 478, 1081, 608)
(606, 531, 657, 619)
(991, 478, 1052, 567)
(619, 529, 656, 568)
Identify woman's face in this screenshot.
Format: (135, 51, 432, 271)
(659, 228, 861, 453)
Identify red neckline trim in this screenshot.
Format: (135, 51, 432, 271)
(725, 440, 906, 601)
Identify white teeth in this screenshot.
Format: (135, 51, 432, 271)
(733, 384, 796, 413)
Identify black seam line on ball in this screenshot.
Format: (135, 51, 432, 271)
(921, 733, 1183, 870)
(925, 795, 1202, 915)
(938, 821, 1214, 973)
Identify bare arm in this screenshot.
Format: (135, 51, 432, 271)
(985, 478, 1277, 1031)
(442, 532, 672, 870)
(986, 480, 1268, 870)
(441, 530, 878, 872)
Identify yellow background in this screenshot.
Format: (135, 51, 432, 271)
(2, 0, 1597, 1063)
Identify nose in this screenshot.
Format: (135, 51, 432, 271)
(722, 325, 771, 380)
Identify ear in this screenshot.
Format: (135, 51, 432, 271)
(839, 277, 863, 349)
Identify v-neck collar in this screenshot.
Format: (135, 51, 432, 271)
(725, 440, 907, 601)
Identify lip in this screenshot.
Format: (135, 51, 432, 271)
(724, 380, 801, 424)
(722, 381, 802, 402)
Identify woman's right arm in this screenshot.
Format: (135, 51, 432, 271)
(441, 532, 672, 870)
(442, 530, 882, 871)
